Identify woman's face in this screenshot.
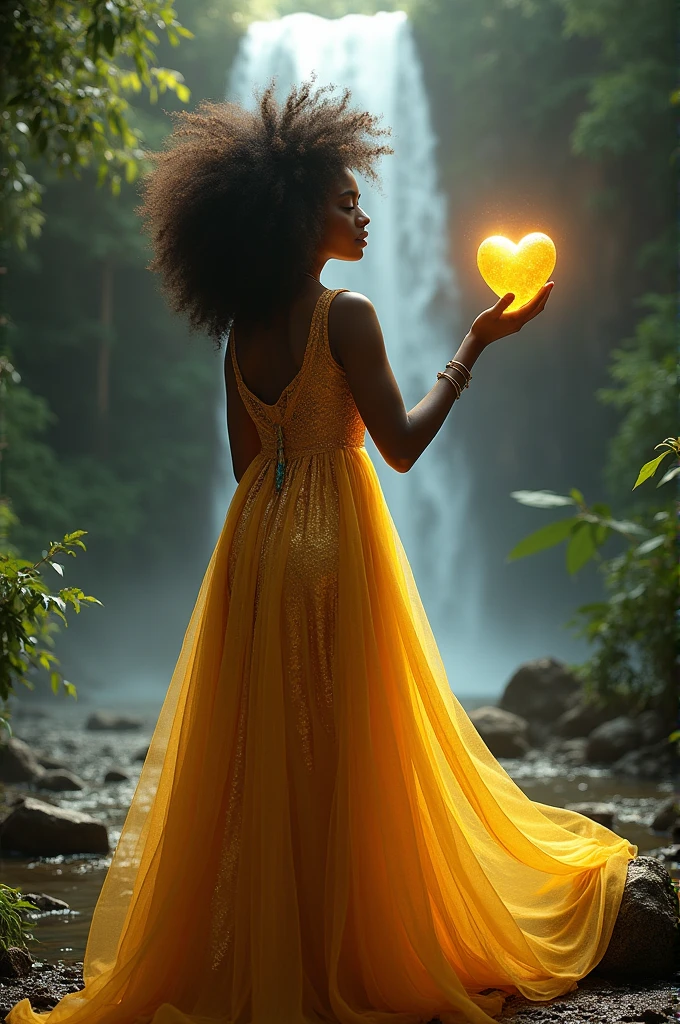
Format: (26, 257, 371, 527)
(318, 167, 370, 263)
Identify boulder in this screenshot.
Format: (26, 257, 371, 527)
(0, 946, 32, 980)
(469, 706, 530, 759)
(0, 795, 109, 856)
(586, 717, 642, 763)
(652, 797, 680, 833)
(637, 709, 669, 745)
(597, 857, 679, 978)
(36, 769, 85, 792)
(0, 737, 44, 784)
(499, 658, 581, 727)
(37, 756, 68, 771)
(104, 767, 130, 783)
(555, 698, 620, 739)
(611, 740, 675, 780)
(560, 737, 589, 766)
(565, 802, 617, 830)
(86, 711, 143, 731)
(20, 892, 70, 914)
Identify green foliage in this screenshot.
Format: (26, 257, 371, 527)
(633, 437, 680, 490)
(597, 295, 678, 503)
(0, 0, 193, 248)
(508, 488, 649, 575)
(0, 516, 101, 737)
(508, 441, 678, 707)
(568, 508, 677, 709)
(0, 883, 38, 953)
(560, 0, 675, 160)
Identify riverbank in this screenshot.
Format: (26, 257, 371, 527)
(1, 961, 678, 1021)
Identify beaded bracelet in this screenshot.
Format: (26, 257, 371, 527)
(445, 359, 472, 388)
(436, 370, 462, 398)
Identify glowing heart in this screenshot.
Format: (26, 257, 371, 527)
(477, 232, 556, 312)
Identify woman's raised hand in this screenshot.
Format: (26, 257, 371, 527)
(469, 282, 554, 349)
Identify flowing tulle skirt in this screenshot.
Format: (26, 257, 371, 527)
(6, 446, 635, 1024)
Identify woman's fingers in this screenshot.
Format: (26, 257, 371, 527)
(493, 292, 516, 317)
(503, 282, 554, 326)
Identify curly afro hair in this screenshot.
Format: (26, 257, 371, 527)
(138, 75, 394, 344)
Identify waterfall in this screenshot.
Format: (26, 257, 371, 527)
(214, 11, 484, 691)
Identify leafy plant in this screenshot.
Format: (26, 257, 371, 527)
(0, 508, 101, 737)
(508, 439, 678, 710)
(0, 883, 38, 954)
(0, 0, 193, 248)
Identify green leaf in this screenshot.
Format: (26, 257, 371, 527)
(634, 535, 666, 556)
(633, 451, 670, 489)
(507, 517, 578, 562)
(657, 465, 680, 487)
(569, 488, 585, 504)
(566, 522, 597, 575)
(510, 490, 576, 509)
(603, 518, 649, 538)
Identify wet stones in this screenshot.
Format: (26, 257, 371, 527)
(469, 706, 531, 758)
(499, 657, 582, 729)
(0, 795, 109, 856)
(85, 711, 143, 731)
(597, 857, 679, 979)
(36, 769, 86, 792)
(0, 738, 44, 785)
(586, 717, 643, 764)
(0, 946, 32, 980)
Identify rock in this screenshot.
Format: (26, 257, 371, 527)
(0, 946, 32, 980)
(0, 737, 44, 784)
(36, 769, 85, 792)
(104, 767, 129, 782)
(565, 801, 617, 829)
(586, 716, 642, 763)
(86, 711, 142, 731)
(597, 857, 679, 978)
(0, 959, 84, 1013)
(469, 706, 530, 758)
(20, 892, 70, 914)
(652, 798, 680, 833)
(37, 755, 68, 770)
(0, 795, 109, 856)
(499, 657, 581, 727)
(555, 697, 621, 739)
(560, 737, 589, 765)
(132, 744, 149, 762)
(637, 709, 669, 745)
(612, 740, 675, 780)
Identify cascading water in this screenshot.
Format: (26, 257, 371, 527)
(214, 11, 484, 689)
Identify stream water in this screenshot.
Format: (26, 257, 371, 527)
(0, 701, 673, 964)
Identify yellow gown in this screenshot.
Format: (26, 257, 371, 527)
(6, 287, 636, 1024)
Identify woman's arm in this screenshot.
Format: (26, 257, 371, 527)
(224, 334, 262, 483)
(329, 285, 553, 472)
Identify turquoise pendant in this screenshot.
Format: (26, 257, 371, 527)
(275, 424, 285, 492)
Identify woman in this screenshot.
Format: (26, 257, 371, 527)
(6, 77, 635, 1024)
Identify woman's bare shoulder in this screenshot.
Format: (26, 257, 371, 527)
(329, 290, 383, 368)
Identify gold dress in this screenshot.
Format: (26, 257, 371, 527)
(6, 287, 635, 1024)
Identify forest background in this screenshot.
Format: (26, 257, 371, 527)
(0, 0, 675, 706)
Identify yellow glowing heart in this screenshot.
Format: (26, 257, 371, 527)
(477, 232, 556, 312)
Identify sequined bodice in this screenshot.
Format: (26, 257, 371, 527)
(229, 288, 366, 486)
